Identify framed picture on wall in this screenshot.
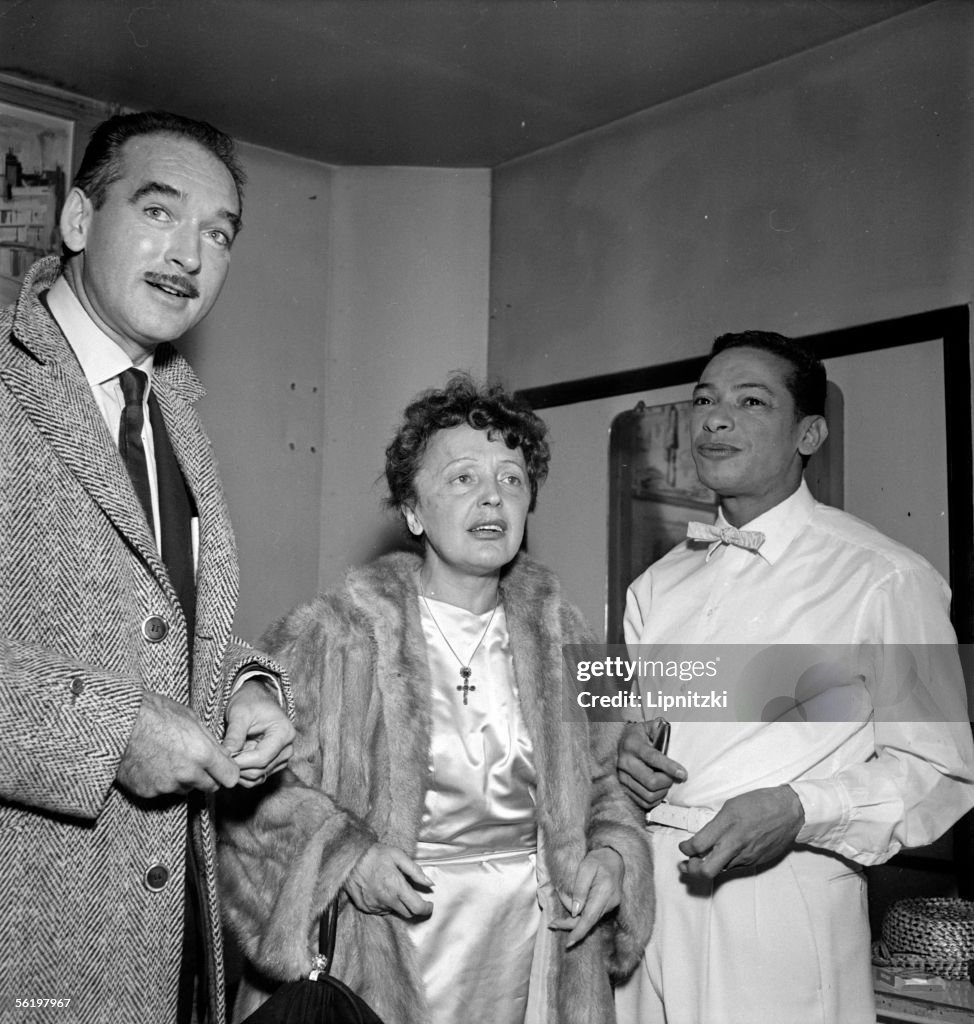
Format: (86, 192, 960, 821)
(607, 399, 717, 643)
(0, 99, 73, 303)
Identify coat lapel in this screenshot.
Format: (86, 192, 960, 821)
(151, 359, 238, 721)
(0, 261, 165, 581)
(346, 554, 433, 846)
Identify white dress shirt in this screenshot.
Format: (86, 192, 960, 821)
(624, 479, 974, 865)
(46, 275, 163, 549)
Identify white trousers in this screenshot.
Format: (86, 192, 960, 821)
(614, 826, 875, 1024)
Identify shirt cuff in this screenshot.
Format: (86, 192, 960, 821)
(790, 779, 851, 846)
(229, 669, 284, 706)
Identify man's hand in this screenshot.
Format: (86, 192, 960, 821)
(678, 785, 805, 880)
(223, 678, 295, 787)
(344, 843, 434, 919)
(617, 721, 688, 810)
(550, 847, 625, 948)
(117, 690, 240, 797)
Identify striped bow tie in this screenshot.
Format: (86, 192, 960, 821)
(686, 521, 765, 551)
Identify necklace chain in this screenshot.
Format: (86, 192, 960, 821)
(420, 594, 498, 704)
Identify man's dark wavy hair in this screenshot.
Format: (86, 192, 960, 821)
(72, 110, 246, 217)
(385, 373, 550, 517)
(710, 330, 826, 418)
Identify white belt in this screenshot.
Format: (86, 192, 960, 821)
(648, 803, 718, 833)
(415, 847, 537, 868)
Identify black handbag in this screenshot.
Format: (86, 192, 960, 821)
(239, 903, 385, 1024)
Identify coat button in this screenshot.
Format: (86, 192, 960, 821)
(69, 676, 85, 696)
(142, 616, 169, 642)
(143, 864, 170, 891)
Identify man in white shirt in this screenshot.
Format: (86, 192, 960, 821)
(614, 331, 974, 1024)
(0, 111, 294, 1023)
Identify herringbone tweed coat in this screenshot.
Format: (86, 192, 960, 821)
(220, 551, 654, 1024)
(0, 257, 283, 1024)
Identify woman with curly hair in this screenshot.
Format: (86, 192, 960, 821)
(219, 374, 653, 1024)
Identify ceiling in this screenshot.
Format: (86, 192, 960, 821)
(0, 0, 935, 168)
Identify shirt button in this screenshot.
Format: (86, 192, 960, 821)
(143, 864, 170, 891)
(142, 616, 169, 642)
(69, 676, 85, 696)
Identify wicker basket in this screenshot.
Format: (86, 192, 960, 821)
(878, 898, 974, 982)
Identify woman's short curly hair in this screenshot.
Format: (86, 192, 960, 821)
(385, 374, 550, 515)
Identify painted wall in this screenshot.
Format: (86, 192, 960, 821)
(189, 143, 331, 641)
(317, 166, 491, 599)
(489, 0, 974, 635)
(490, 0, 974, 389)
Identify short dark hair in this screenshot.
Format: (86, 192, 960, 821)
(72, 110, 246, 215)
(710, 331, 826, 418)
(385, 373, 551, 516)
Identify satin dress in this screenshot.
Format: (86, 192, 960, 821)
(408, 597, 542, 1024)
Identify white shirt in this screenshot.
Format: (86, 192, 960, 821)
(46, 275, 163, 549)
(624, 479, 974, 865)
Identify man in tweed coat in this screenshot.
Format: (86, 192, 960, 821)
(0, 111, 294, 1023)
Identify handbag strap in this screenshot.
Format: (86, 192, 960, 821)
(317, 900, 339, 975)
(310, 902, 385, 1024)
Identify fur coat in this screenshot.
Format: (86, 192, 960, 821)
(219, 551, 653, 1023)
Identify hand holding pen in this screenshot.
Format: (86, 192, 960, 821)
(616, 716, 688, 811)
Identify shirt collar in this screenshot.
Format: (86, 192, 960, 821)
(46, 276, 154, 388)
(712, 479, 816, 565)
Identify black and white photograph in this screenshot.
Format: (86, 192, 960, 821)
(0, 2, 972, 1023)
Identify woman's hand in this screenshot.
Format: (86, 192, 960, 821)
(549, 847, 624, 948)
(343, 843, 434, 920)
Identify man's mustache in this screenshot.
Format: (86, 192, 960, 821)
(144, 272, 200, 300)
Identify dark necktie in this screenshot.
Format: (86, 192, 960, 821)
(117, 368, 154, 529)
(117, 367, 197, 638)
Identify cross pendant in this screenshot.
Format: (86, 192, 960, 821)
(457, 666, 475, 705)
